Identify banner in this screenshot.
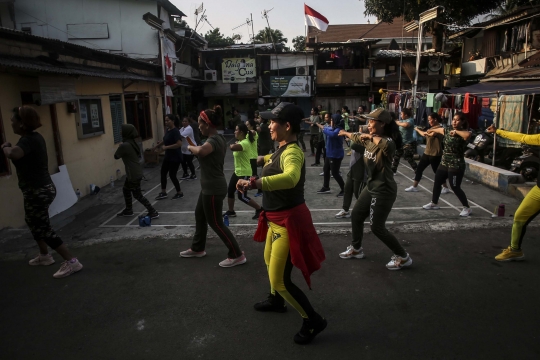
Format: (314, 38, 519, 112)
(262, 76, 311, 97)
(222, 58, 256, 83)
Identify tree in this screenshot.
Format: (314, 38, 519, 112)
(204, 28, 239, 47)
(486, 0, 540, 19)
(174, 18, 189, 29)
(254, 27, 288, 46)
(363, 0, 507, 51)
(292, 36, 306, 52)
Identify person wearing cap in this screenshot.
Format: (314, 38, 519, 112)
(338, 108, 413, 270)
(392, 108, 418, 174)
(236, 102, 327, 345)
(303, 107, 321, 158)
(315, 112, 345, 196)
(180, 106, 247, 268)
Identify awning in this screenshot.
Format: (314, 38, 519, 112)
(446, 81, 540, 97)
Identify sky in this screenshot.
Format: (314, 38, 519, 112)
(170, 0, 377, 47)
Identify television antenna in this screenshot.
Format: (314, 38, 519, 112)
(232, 15, 255, 43)
(261, 8, 279, 75)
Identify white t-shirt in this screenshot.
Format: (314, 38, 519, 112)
(179, 125, 197, 155)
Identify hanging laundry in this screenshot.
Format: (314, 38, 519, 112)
(455, 94, 462, 109)
(426, 93, 435, 107)
(496, 95, 528, 148)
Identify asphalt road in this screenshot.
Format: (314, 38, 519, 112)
(1, 227, 540, 359)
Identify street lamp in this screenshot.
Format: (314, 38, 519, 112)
(411, 6, 444, 114)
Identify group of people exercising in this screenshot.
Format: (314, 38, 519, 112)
(2, 102, 539, 345)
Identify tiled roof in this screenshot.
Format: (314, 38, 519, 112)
(309, 18, 428, 43)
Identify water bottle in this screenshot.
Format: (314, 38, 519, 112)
(110, 176, 114, 188)
(75, 188, 81, 200)
(223, 214, 229, 227)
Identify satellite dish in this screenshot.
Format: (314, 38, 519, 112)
(428, 58, 442, 72)
(258, 98, 265, 105)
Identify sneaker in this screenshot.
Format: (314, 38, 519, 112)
(252, 208, 263, 220)
(147, 211, 159, 219)
(386, 254, 413, 270)
(405, 186, 419, 192)
(180, 173, 190, 179)
(179, 249, 207, 258)
(422, 202, 440, 210)
(254, 192, 263, 197)
(311, 163, 321, 166)
(317, 187, 331, 194)
(441, 187, 452, 194)
(223, 210, 237, 217)
(293, 314, 327, 345)
(459, 207, 472, 217)
(219, 252, 247, 268)
(254, 293, 287, 313)
(319, 172, 324, 176)
(339, 245, 364, 259)
(171, 193, 184, 200)
(335, 209, 351, 219)
(29, 253, 55, 266)
(188, 174, 197, 180)
(495, 246, 525, 262)
(155, 192, 167, 200)
(336, 190, 344, 197)
(117, 209, 134, 217)
(347, 151, 352, 156)
(53, 259, 83, 278)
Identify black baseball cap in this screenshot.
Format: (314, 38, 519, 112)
(259, 102, 304, 122)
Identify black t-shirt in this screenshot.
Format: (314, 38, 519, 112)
(12, 132, 52, 189)
(163, 127, 183, 162)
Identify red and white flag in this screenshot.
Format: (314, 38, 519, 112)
(304, 4, 329, 31)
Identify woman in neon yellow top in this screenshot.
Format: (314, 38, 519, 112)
(487, 124, 540, 262)
(223, 123, 263, 220)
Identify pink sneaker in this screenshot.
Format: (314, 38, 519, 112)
(29, 253, 55, 266)
(53, 259, 83, 278)
(219, 252, 247, 268)
(179, 249, 207, 258)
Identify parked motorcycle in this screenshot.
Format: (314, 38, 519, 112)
(464, 128, 494, 163)
(510, 144, 540, 181)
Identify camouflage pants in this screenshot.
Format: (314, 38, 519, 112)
(123, 178, 156, 213)
(22, 183, 63, 249)
(392, 141, 418, 173)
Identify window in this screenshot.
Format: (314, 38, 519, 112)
(76, 98, 105, 139)
(124, 93, 152, 140)
(109, 95, 124, 144)
(0, 109, 11, 177)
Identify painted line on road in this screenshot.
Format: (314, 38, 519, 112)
(399, 164, 494, 215)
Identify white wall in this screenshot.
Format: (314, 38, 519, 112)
(13, 0, 160, 59)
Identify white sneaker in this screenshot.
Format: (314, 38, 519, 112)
(459, 207, 472, 217)
(319, 172, 324, 176)
(405, 186, 419, 192)
(180, 249, 207, 258)
(335, 209, 351, 218)
(386, 254, 412, 270)
(219, 252, 247, 267)
(441, 187, 452, 194)
(339, 245, 365, 259)
(29, 253, 55, 266)
(422, 202, 440, 210)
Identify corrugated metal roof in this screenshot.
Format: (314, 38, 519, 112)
(0, 55, 162, 82)
(201, 43, 279, 52)
(375, 50, 450, 58)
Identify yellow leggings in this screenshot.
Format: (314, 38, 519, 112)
(264, 221, 315, 319)
(511, 185, 540, 250)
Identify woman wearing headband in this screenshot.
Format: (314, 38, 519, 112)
(179, 106, 246, 268)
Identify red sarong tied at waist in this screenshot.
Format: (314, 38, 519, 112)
(254, 203, 326, 288)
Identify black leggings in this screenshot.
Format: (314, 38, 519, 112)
(227, 173, 252, 204)
(191, 192, 242, 258)
(181, 154, 196, 176)
(315, 139, 326, 164)
(309, 134, 319, 155)
(432, 165, 469, 207)
(323, 157, 345, 190)
(123, 179, 156, 213)
(250, 158, 263, 194)
(161, 159, 181, 192)
(414, 154, 442, 183)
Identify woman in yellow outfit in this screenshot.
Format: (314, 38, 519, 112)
(236, 102, 326, 345)
(487, 124, 540, 261)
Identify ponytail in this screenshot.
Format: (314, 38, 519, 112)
(384, 121, 403, 149)
(237, 123, 254, 143)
